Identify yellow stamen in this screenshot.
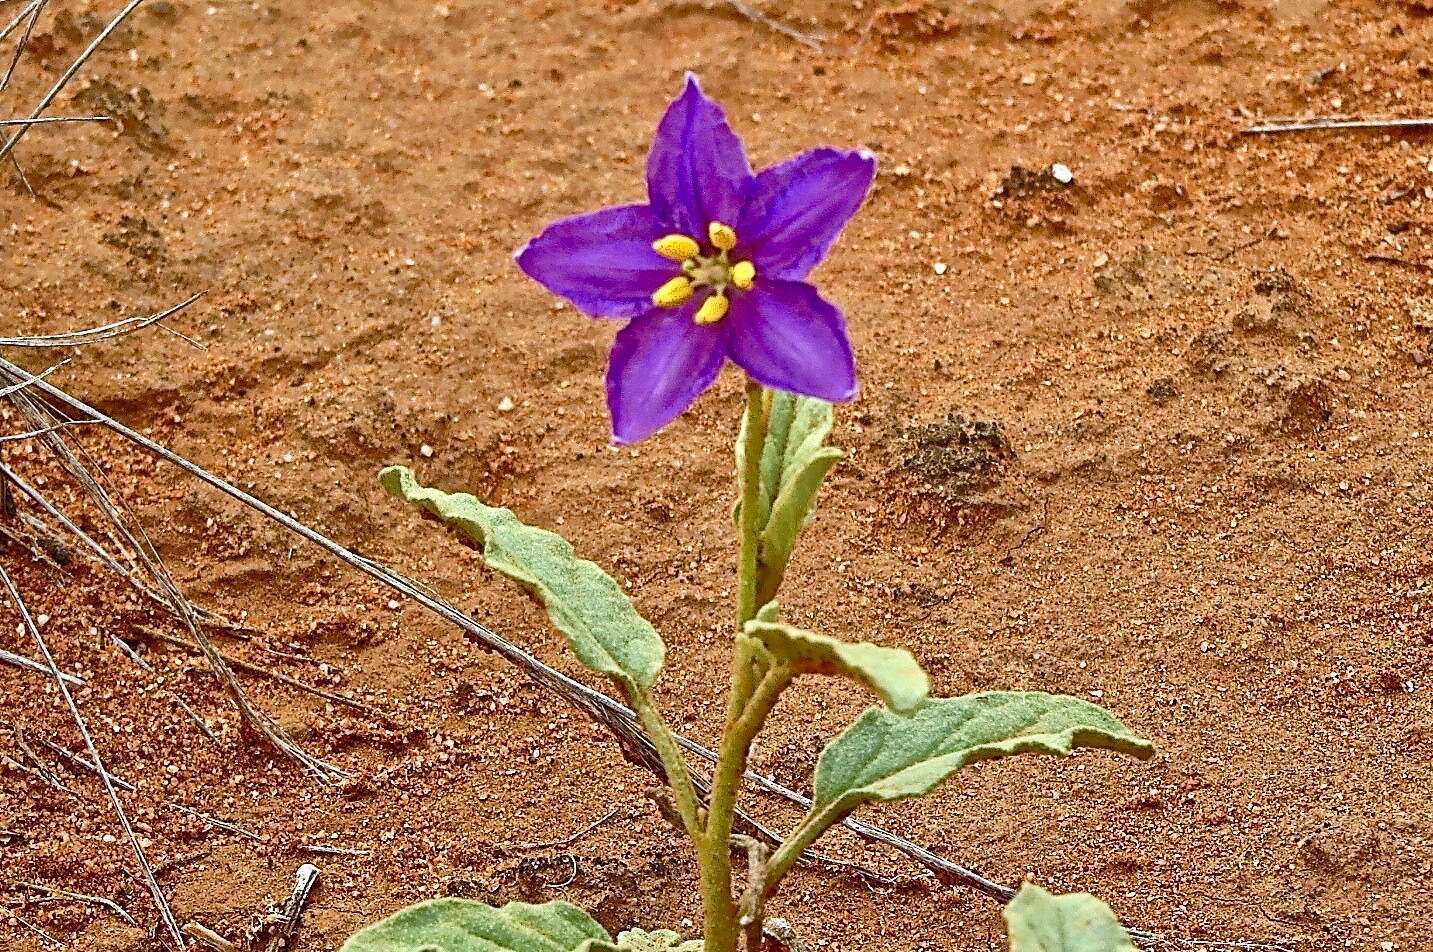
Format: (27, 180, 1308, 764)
(652, 276, 695, 308)
(730, 260, 756, 290)
(653, 234, 700, 261)
(693, 292, 730, 326)
(708, 221, 738, 251)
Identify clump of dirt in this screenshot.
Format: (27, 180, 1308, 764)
(886, 414, 1021, 532)
(72, 78, 167, 147)
(990, 164, 1082, 231)
(103, 214, 166, 260)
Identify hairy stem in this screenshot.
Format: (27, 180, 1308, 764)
(633, 696, 704, 846)
(761, 802, 847, 899)
(736, 378, 767, 628)
(704, 380, 773, 952)
(702, 660, 794, 952)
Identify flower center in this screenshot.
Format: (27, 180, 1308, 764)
(649, 221, 757, 325)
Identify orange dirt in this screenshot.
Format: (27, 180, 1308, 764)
(2, 1, 1431, 950)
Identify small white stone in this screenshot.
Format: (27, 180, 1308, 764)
(387, 599, 401, 611)
(1050, 162, 1074, 184)
(1093, 252, 1110, 268)
(933, 262, 948, 275)
(420, 444, 434, 458)
(497, 396, 515, 412)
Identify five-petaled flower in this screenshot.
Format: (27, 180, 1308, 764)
(515, 74, 876, 444)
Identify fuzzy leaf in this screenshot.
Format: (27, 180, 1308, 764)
(341, 898, 610, 952)
(1004, 885, 1136, 952)
(757, 393, 841, 576)
(744, 619, 928, 713)
(380, 466, 664, 694)
(814, 692, 1154, 816)
(736, 391, 842, 604)
(584, 929, 702, 952)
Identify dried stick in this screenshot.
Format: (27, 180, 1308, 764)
(0, 365, 1292, 952)
(131, 624, 394, 720)
(0, 292, 203, 347)
(722, 0, 824, 50)
(0, 419, 90, 442)
(167, 802, 263, 842)
(0, 115, 110, 126)
(10, 911, 62, 950)
(0, 0, 44, 93)
(182, 922, 240, 952)
(276, 863, 320, 944)
(1242, 116, 1433, 135)
(0, 0, 147, 163)
(0, 565, 187, 949)
(25, 729, 136, 791)
(8, 729, 75, 794)
(0, 358, 65, 397)
(0, 0, 41, 45)
(1364, 253, 1433, 275)
(506, 807, 619, 851)
(0, 645, 84, 685)
(1, 462, 233, 627)
(18, 881, 137, 926)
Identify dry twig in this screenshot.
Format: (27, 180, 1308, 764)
(0, 292, 203, 348)
(1364, 253, 1433, 275)
(132, 623, 394, 720)
(0, 646, 83, 685)
(1243, 115, 1433, 135)
(25, 729, 136, 792)
(506, 807, 620, 851)
(167, 802, 264, 842)
(18, 881, 137, 926)
(182, 922, 240, 952)
(721, 0, 824, 50)
(0, 565, 187, 949)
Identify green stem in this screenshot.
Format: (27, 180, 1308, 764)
(701, 661, 793, 952)
(634, 697, 703, 847)
(705, 383, 775, 952)
(761, 802, 845, 899)
(736, 379, 767, 628)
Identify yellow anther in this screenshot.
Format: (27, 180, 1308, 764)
(652, 234, 700, 261)
(730, 260, 756, 290)
(708, 221, 738, 251)
(652, 276, 695, 308)
(693, 292, 730, 326)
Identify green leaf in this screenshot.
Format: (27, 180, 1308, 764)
(744, 619, 928, 713)
(341, 898, 610, 952)
(737, 391, 843, 604)
(379, 466, 664, 694)
(813, 692, 1154, 816)
(583, 929, 702, 952)
(1003, 885, 1136, 952)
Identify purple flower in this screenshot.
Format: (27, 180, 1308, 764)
(516, 74, 876, 444)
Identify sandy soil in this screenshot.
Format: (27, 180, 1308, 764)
(2, 1, 1432, 949)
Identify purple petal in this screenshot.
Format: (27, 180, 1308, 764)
(646, 74, 752, 237)
(515, 204, 674, 319)
(724, 280, 857, 402)
(607, 305, 726, 443)
(737, 148, 877, 280)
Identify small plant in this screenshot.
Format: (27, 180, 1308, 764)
(347, 76, 1152, 952)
